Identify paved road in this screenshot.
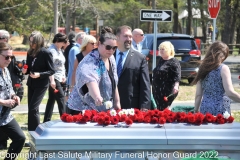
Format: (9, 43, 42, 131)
(12, 54, 240, 113)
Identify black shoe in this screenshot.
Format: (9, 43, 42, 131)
(0, 141, 7, 150)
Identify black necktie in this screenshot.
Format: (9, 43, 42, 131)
(117, 52, 123, 78)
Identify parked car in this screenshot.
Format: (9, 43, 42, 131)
(141, 33, 201, 84)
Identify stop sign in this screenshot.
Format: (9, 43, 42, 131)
(208, 0, 221, 18)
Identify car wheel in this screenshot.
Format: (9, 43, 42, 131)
(188, 78, 194, 84)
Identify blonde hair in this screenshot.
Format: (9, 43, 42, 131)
(80, 35, 96, 52)
(159, 41, 175, 57)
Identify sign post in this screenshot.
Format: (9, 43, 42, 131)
(140, 9, 172, 71)
(208, 0, 221, 42)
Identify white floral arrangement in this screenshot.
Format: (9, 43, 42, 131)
(104, 101, 113, 110)
(223, 111, 230, 119)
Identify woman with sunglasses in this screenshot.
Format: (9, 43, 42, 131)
(0, 42, 25, 160)
(67, 27, 121, 114)
(22, 31, 55, 131)
(70, 35, 96, 92)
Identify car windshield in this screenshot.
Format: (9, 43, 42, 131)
(142, 37, 198, 50)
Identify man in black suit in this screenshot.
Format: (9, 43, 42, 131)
(115, 25, 151, 110)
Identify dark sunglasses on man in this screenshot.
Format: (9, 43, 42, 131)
(0, 54, 15, 60)
(0, 37, 6, 40)
(103, 44, 118, 51)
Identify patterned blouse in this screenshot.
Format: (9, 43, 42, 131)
(67, 49, 118, 112)
(200, 64, 231, 115)
(0, 68, 15, 126)
(48, 44, 66, 82)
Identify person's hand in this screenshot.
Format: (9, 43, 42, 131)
(12, 95, 20, 106)
(5, 99, 16, 108)
(141, 108, 148, 112)
(50, 81, 56, 90)
(173, 87, 178, 94)
(62, 77, 66, 83)
(94, 96, 103, 106)
(30, 72, 40, 78)
(114, 102, 121, 110)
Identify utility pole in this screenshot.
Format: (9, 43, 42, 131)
(53, 0, 58, 35)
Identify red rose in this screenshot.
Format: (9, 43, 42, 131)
(125, 118, 133, 125)
(204, 113, 213, 123)
(120, 115, 127, 122)
(153, 110, 159, 116)
(134, 109, 141, 115)
(129, 114, 137, 121)
(111, 116, 119, 125)
(136, 115, 144, 122)
(66, 115, 74, 122)
(151, 117, 159, 123)
(97, 116, 105, 125)
(159, 117, 166, 124)
(14, 83, 21, 88)
(54, 89, 59, 93)
(163, 96, 168, 101)
(60, 113, 69, 122)
(227, 116, 234, 123)
(83, 114, 91, 121)
(104, 120, 111, 125)
(146, 110, 154, 117)
(144, 115, 151, 123)
(92, 115, 99, 122)
(187, 114, 195, 124)
(158, 111, 164, 117)
(23, 64, 28, 69)
(217, 118, 225, 124)
(104, 116, 110, 121)
(176, 112, 186, 123)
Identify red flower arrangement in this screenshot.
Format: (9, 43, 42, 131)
(23, 64, 28, 69)
(60, 108, 234, 126)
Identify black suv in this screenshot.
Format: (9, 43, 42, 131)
(142, 33, 201, 84)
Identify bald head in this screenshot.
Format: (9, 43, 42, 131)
(132, 28, 144, 44)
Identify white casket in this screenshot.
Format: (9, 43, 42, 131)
(28, 120, 240, 160)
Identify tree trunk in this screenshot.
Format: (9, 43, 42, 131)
(53, 0, 58, 35)
(186, 0, 192, 35)
(22, 35, 28, 45)
(65, 9, 71, 35)
(199, 0, 206, 43)
(71, 0, 76, 33)
(222, 0, 232, 44)
(236, 26, 240, 47)
(229, 0, 239, 44)
(172, 0, 179, 33)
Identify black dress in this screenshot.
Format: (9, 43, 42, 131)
(152, 57, 181, 110)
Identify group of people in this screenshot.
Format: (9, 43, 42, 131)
(1, 25, 240, 159)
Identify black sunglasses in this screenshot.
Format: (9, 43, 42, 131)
(139, 34, 144, 36)
(0, 54, 15, 60)
(103, 44, 117, 51)
(0, 37, 6, 40)
(89, 42, 95, 45)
